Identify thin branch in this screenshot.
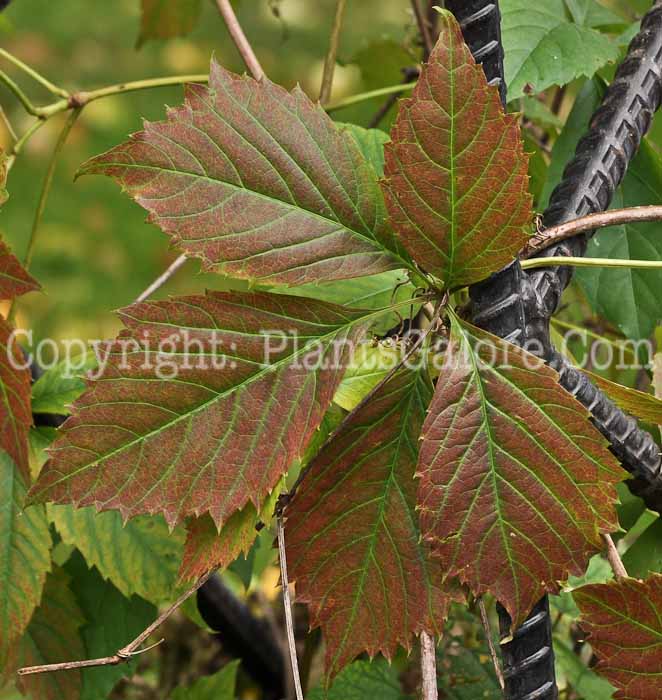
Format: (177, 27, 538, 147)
(0, 105, 17, 142)
(18, 569, 214, 676)
(319, 0, 348, 105)
(520, 256, 662, 271)
(133, 253, 188, 303)
(214, 0, 265, 81)
(0, 48, 69, 98)
(420, 631, 438, 700)
(412, 0, 433, 59)
(0, 69, 40, 116)
(326, 82, 416, 113)
(367, 66, 419, 129)
(477, 598, 505, 690)
(277, 515, 304, 700)
(6, 119, 45, 170)
(523, 205, 662, 257)
(24, 109, 80, 271)
(602, 534, 628, 580)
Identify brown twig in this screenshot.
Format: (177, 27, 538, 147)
(478, 598, 505, 690)
(602, 533, 628, 580)
(522, 205, 662, 258)
(277, 515, 304, 700)
(319, 0, 347, 105)
(412, 0, 434, 59)
(420, 631, 438, 700)
(214, 0, 265, 81)
(17, 569, 214, 676)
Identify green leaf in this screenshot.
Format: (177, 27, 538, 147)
(554, 637, 615, 699)
(501, 0, 619, 98)
(341, 124, 390, 177)
(170, 660, 239, 700)
(48, 505, 184, 605)
(31, 351, 97, 415)
(65, 551, 156, 700)
(575, 574, 662, 699)
(436, 627, 501, 700)
(576, 141, 662, 340)
(382, 11, 532, 289)
(542, 79, 662, 339)
(32, 292, 384, 529)
(623, 519, 662, 578)
(551, 554, 613, 618)
(286, 369, 452, 678)
(333, 342, 400, 411)
(583, 370, 662, 425)
(4, 567, 84, 700)
(137, 0, 202, 47)
(564, 0, 627, 28)
(0, 450, 51, 660)
(307, 658, 410, 700)
(417, 314, 624, 628)
(77, 59, 411, 286)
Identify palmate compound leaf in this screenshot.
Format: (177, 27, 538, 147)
(417, 313, 624, 629)
(381, 10, 532, 290)
(1, 238, 40, 482)
(77, 60, 413, 287)
(575, 575, 662, 700)
(0, 450, 51, 661)
(29, 291, 390, 528)
(285, 369, 454, 679)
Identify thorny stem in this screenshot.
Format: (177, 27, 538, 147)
(523, 205, 662, 257)
(420, 631, 438, 700)
(602, 534, 628, 579)
(477, 598, 505, 690)
(214, 0, 265, 81)
(520, 256, 662, 271)
(17, 569, 214, 676)
(277, 516, 304, 700)
(0, 48, 69, 98)
(319, 0, 348, 105)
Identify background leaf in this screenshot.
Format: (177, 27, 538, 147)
(417, 315, 623, 627)
(78, 60, 410, 286)
(31, 351, 97, 416)
(137, 0, 202, 47)
(382, 11, 532, 289)
(501, 0, 619, 99)
(65, 551, 156, 700)
(575, 575, 662, 700)
(4, 567, 84, 700)
(48, 505, 184, 605)
(584, 370, 662, 425)
(286, 369, 451, 678)
(0, 450, 51, 661)
(170, 660, 239, 700)
(307, 658, 410, 700)
(554, 637, 615, 699)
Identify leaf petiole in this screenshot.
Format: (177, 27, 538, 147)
(520, 256, 662, 271)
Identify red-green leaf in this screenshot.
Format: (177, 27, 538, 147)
(4, 567, 84, 700)
(138, 0, 202, 47)
(180, 482, 280, 580)
(417, 314, 623, 628)
(575, 575, 662, 700)
(585, 370, 662, 426)
(286, 369, 453, 679)
(0, 239, 39, 301)
(30, 292, 377, 528)
(77, 60, 410, 286)
(382, 10, 532, 289)
(0, 450, 51, 660)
